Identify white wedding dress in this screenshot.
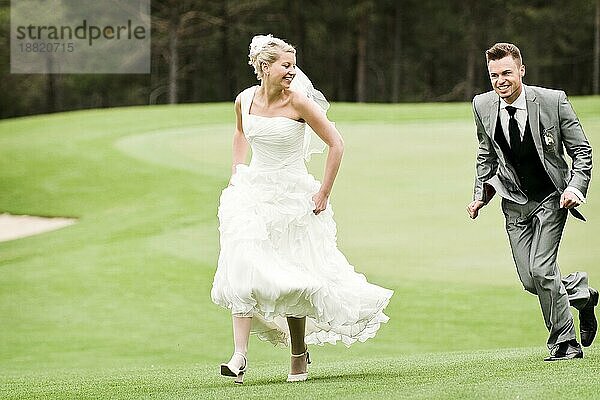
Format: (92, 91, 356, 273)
(211, 85, 393, 347)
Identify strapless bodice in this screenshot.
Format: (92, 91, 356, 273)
(241, 86, 308, 172)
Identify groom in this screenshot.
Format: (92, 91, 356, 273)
(467, 42, 597, 361)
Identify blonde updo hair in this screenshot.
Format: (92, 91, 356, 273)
(248, 34, 296, 81)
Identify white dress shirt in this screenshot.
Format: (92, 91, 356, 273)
(499, 89, 527, 145)
(499, 87, 585, 203)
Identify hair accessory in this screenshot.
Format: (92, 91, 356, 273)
(249, 34, 274, 60)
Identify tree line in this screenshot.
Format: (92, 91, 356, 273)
(1, 0, 599, 119)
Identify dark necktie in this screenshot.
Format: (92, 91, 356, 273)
(505, 105, 520, 150)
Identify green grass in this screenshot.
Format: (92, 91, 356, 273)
(1, 97, 600, 399)
(2, 349, 599, 399)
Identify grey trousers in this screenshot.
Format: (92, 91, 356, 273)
(502, 192, 591, 348)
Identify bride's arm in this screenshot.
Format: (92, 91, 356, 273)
(231, 95, 249, 177)
(292, 92, 344, 215)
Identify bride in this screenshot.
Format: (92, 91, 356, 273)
(211, 34, 393, 383)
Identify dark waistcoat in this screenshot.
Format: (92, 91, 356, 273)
(494, 114, 556, 202)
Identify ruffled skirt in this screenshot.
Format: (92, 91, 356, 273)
(211, 164, 393, 346)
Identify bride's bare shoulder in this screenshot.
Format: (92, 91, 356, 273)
(288, 89, 310, 108)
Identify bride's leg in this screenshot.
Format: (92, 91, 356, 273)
(287, 316, 308, 374)
(221, 316, 251, 382)
(233, 315, 252, 355)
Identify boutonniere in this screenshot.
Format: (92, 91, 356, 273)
(543, 128, 555, 147)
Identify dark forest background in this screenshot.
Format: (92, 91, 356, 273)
(1, 0, 599, 119)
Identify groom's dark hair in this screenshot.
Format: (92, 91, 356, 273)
(485, 43, 522, 65)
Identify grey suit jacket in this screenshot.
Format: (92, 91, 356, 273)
(472, 85, 592, 211)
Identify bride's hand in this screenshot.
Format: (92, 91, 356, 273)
(312, 191, 329, 215)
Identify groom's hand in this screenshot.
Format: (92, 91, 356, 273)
(467, 200, 486, 219)
(560, 191, 581, 209)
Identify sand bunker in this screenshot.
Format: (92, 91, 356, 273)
(0, 213, 76, 243)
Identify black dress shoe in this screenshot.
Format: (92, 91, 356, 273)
(580, 287, 598, 347)
(544, 340, 583, 361)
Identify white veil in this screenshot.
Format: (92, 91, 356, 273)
(290, 67, 328, 161)
(248, 35, 329, 161)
